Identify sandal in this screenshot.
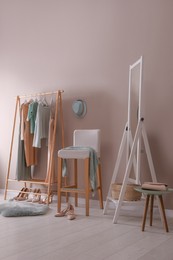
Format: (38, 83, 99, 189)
(66, 205, 76, 220)
(54, 203, 71, 217)
(27, 188, 37, 202)
(14, 187, 25, 200)
(32, 189, 41, 203)
(39, 191, 53, 204)
(17, 188, 29, 201)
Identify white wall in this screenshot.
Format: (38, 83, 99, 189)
(0, 0, 173, 208)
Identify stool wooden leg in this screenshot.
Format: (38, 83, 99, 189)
(85, 158, 90, 216)
(64, 176, 68, 203)
(74, 159, 78, 207)
(142, 195, 150, 231)
(158, 195, 169, 232)
(150, 195, 154, 226)
(97, 162, 103, 209)
(57, 157, 62, 213)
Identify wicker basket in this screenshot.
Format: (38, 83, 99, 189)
(111, 183, 141, 201)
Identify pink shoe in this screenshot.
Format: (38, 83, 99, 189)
(66, 205, 76, 220)
(55, 203, 70, 217)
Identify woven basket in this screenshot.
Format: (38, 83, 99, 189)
(111, 183, 141, 201)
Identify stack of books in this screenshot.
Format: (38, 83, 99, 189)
(142, 182, 168, 191)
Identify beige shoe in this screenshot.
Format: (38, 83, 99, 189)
(32, 189, 41, 203)
(27, 188, 37, 202)
(66, 205, 76, 220)
(39, 191, 53, 204)
(55, 203, 70, 217)
(17, 188, 29, 201)
(14, 187, 25, 200)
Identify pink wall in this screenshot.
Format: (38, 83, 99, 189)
(0, 0, 173, 208)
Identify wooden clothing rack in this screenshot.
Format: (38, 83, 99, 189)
(4, 90, 65, 204)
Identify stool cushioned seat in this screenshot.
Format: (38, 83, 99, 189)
(58, 149, 90, 159)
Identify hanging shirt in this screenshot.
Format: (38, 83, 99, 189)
(27, 101, 38, 134)
(33, 102, 50, 148)
(21, 102, 38, 166)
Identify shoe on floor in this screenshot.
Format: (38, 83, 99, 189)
(55, 203, 71, 217)
(66, 204, 76, 220)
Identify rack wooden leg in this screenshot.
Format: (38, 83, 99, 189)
(57, 157, 62, 212)
(142, 194, 150, 231)
(158, 195, 169, 232)
(4, 96, 20, 200)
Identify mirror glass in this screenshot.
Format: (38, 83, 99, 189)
(128, 57, 142, 139)
(127, 57, 142, 178)
(130, 64, 140, 138)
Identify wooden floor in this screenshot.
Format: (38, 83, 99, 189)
(0, 196, 173, 260)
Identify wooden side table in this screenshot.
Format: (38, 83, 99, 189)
(135, 187, 173, 232)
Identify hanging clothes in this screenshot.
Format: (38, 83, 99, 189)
(33, 102, 50, 148)
(22, 102, 38, 166)
(16, 104, 31, 181)
(27, 101, 38, 134)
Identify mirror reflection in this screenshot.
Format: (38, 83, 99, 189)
(130, 63, 140, 138)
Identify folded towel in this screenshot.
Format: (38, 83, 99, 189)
(142, 182, 168, 191)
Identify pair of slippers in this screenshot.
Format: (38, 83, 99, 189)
(55, 203, 76, 220)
